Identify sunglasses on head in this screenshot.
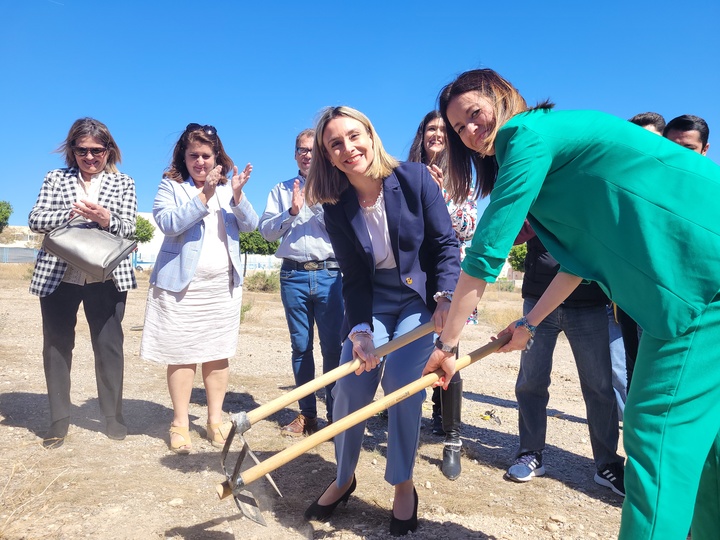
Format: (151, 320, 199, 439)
(185, 123, 217, 137)
(73, 146, 107, 157)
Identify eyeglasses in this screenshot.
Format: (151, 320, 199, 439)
(296, 147, 313, 156)
(186, 123, 217, 137)
(73, 146, 107, 157)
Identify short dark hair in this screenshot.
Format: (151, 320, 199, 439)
(629, 112, 666, 133)
(663, 115, 710, 146)
(295, 128, 315, 149)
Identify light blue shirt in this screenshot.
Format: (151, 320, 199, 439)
(258, 174, 336, 262)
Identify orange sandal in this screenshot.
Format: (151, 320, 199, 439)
(169, 425, 192, 454)
(206, 422, 230, 448)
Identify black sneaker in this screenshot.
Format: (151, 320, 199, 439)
(505, 451, 545, 482)
(594, 462, 625, 497)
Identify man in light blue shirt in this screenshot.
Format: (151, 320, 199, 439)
(259, 129, 343, 436)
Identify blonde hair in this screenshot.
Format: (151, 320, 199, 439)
(306, 106, 399, 204)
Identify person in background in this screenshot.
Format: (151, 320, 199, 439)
(259, 129, 344, 437)
(140, 123, 258, 454)
(304, 106, 459, 536)
(664, 114, 710, 156)
(425, 68, 720, 539)
(29, 117, 137, 448)
(505, 227, 624, 496)
(628, 112, 666, 135)
(407, 110, 477, 480)
(613, 112, 667, 394)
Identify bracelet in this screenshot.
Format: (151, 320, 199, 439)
(433, 290, 454, 302)
(515, 317, 537, 338)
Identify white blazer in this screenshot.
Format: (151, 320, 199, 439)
(150, 177, 259, 293)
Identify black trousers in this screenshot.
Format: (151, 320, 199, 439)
(40, 280, 127, 423)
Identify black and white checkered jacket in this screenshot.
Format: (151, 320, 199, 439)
(28, 168, 138, 297)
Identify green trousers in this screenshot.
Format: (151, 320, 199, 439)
(620, 294, 720, 539)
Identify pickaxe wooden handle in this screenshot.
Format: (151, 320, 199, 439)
(217, 333, 510, 497)
(225, 320, 436, 433)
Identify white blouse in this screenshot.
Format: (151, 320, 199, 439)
(360, 188, 396, 269)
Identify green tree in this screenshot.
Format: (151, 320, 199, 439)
(134, 215, 155, 244)
(508, 243, 527, 272)
(0, 201, 13, 234)
(239, 230, 279, 276)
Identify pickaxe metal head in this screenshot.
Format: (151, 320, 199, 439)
(216, 415, 282, 526)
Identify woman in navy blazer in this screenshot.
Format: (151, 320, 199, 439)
(303, 106, 460, 536)
(139, 124, 258, 454)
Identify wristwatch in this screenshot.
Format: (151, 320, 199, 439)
(434, 337, 458, 355)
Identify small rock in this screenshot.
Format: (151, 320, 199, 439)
(371, 458, 378, 466)
(425, 481, 432, 489)
(549, 514, 567, 523)
(545, 522, 560, 532)
(168, 498, 183, 507)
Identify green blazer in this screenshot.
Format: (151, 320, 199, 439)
(463, 109, 720, 340)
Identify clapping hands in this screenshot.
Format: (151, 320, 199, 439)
(232, 163, 252, 204)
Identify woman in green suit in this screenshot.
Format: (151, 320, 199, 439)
(423, 68, 720, 540)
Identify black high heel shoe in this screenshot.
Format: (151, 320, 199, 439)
(389, 488, 418, 536)
(304, 475, 357, 522)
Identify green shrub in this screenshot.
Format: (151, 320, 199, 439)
(495, 278, 515, 292)
(508, 244, 527, 272)
(244, 270, 280, 292)
(240, 298, 254, 323)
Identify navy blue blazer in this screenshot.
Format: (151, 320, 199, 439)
(323, 161, 460, 337)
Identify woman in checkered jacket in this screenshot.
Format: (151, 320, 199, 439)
(28, 118, 137, 449)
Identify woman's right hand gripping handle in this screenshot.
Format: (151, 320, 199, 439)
(351, 333, 380, 375)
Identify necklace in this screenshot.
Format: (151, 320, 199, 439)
(358, 181, 383, 206)
(360, 187, 384, 213)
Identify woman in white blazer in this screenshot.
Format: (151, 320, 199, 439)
(140, 123, 258, 454)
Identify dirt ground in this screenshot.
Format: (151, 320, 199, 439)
(0, 265, 624, 539)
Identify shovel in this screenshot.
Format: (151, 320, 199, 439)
(217, 333, 511, 525)
(218, 320, 435, 524)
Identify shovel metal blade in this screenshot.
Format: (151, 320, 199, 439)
(218, 418, 282, 526)
(233, 489, 267, 526)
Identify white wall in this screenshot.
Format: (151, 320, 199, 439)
(134, 212, 280, 271)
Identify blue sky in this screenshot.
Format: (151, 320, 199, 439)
(2, 0, 718, 225)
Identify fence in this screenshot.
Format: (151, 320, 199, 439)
(0, 247, 38, 263)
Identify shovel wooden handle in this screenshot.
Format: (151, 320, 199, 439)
(244, 321, 436, 426)
(218, 333, 510, 496)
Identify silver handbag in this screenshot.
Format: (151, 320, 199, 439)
(42, 217, 137, 281)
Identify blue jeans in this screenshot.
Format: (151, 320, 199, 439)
(515, 298, 622, 469)
(607, 305, 627, 420)
(279, 266, 343, 420)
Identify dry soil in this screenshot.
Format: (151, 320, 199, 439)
(0, 266, 624, 539)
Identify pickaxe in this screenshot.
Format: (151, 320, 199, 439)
(217, 332, 511, 525)
(216, 320, 436, 524)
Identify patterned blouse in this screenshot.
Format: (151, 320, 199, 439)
(443, 188, 479, 323)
